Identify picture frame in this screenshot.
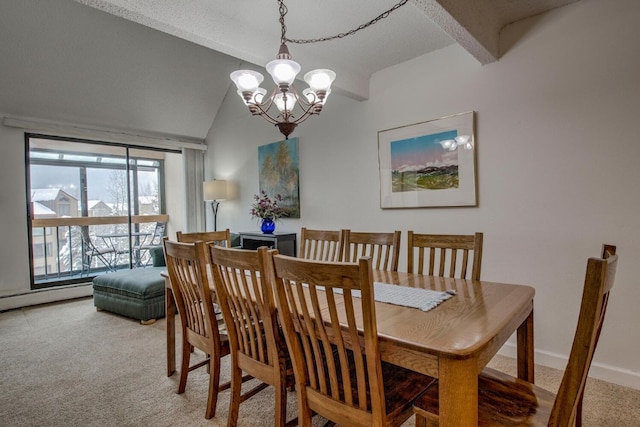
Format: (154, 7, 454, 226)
(258, 137, 301, 218)
(378, 111, 477, 208)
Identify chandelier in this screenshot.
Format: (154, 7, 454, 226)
(230, 0, 408, 139)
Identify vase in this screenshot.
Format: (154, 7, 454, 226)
(260, 218, 276, 234)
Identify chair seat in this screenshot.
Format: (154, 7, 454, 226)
(333, 352, 437, 426)
(413, 367, 556, 426)
(380, 362, 438, 425)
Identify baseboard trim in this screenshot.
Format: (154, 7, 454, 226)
(499, 342, 640, 391)
(0, 284, 93, 312)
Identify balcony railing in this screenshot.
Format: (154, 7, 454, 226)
(31, 214, 169, 288)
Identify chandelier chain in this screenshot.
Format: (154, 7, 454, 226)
(277, 0, 409, 45)
(278, 0, 288, 45)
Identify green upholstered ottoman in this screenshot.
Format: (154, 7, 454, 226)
(92, 266, 166, 324)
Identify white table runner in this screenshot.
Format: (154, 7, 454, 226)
(336, 282, 456, 312)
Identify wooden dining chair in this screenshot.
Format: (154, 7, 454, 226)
(413, 244, 619, 427)
(208, 245, 296, 427)
(343, 230, 401, 272)
(407, 231, 483, 280)
(298, 227, 345, 261)
(176, 229, 232, 247)
(270, 254, 437, 427)
(162, 238, 232, 419)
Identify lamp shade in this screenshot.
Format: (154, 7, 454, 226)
(203, 180, 227, 201)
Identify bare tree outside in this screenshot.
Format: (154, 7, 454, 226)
(106, 169, 128, 215)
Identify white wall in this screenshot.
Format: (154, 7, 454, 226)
(0, 0, 201, 309)
(206, 0, 640, 389)
(0, 0, 238, 139)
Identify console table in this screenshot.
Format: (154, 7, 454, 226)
(239, 232, 297, 257)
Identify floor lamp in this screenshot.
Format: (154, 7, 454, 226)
(203, 180, 227, 231)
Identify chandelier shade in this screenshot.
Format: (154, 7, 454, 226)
(304, 69, 336, 92)
(266, 56, 301, 86)
(229, 70, 264, 93)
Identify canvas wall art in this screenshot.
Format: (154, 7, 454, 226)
(258, 137, 300, 218)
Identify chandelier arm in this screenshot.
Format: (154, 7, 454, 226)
(290, 107, 319, 125)
(257, 86, 279, 112)
(289, 84, 312, 108)
(246, 95, 281, 124)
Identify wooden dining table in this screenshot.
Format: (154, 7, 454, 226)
(163, 269, 535, 427)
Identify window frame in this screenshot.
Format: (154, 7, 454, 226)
(25, 133, 178, 289)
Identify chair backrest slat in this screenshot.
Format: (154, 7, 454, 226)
(299, 228, 345, 262)
(407, 231, 483, 280)
(343, 230, 401, 272)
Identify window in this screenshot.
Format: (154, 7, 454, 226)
(26, 135, 179, 289)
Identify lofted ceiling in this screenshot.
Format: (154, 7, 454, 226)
(0, 0, 584, 140)
(75, 0, 582, 101)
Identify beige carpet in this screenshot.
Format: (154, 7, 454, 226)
(1, 297, 639, 426)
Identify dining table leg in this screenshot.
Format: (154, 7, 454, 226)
(165, 279, 176, 377)
(517, 306, 534, 382)
(439, 356, 478, 426)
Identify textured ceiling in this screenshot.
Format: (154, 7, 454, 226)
(75, 0, 582, 100)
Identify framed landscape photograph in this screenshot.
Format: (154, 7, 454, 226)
(378, 111, 477, 208)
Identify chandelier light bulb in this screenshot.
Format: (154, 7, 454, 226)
(304, 69, 336, 92)
(230, 70, 264, 93)
(274, 92, 297, 113)
(266, 59, 301, 86)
